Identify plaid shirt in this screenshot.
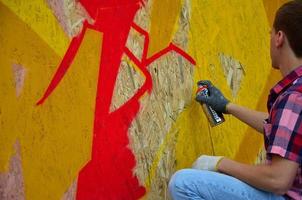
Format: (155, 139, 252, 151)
(264, 65, 302, 200)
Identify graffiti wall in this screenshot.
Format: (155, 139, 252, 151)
(0, 0, 287, 199)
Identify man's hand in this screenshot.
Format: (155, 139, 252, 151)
(192, 155, 224, 171)
(195, 80, 229, 113)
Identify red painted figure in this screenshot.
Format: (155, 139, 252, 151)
(37, 0, 196, 199)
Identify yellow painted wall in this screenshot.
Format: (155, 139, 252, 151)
(0, 0, 69, 57)
(148, 0, 183, 56)
(0, 1, 101, 199)
(0, 0, 289, 199)
(174, 0, 271, 168)
(147, 0, 288, 173)
(144, 1, 287, 193)
(233, 0, 288, 163)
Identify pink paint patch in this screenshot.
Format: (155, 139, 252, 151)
(61, 179, 78, 200)
(46, 0, 69, 36)
(0, 141, 25, 200)
(12, 64, 26, 97)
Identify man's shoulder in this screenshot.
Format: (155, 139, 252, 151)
(276, 77, 302, 101)
(276, 88, 302, 110)
(287, 77, 302, 93)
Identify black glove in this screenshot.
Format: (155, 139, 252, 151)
(195, 80, 229, 113)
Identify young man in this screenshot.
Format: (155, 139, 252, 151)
(169, 1, 302, 199)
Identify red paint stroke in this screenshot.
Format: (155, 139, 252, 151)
(36, 0, 196, 199)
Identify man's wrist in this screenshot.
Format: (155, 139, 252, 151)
(214, 156, 225, 171)
(225, 102, 233, 114)
(217, 157, 227, 172)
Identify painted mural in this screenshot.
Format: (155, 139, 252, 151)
(0, 0, 287, 199)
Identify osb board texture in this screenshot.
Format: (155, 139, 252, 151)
(0, 0, 286, 199)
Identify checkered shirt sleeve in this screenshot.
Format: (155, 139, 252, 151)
(266, 92, 302, 163)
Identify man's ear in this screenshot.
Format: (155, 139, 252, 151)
(275, 30, 285, 48)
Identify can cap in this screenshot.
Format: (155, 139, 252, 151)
(196, 85, 208, 95)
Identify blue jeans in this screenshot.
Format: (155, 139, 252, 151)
(169, 169, 286, 200)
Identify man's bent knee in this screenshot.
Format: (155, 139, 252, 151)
(168, 169, 207, 200)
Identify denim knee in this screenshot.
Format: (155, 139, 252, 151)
(169, 169, 200, 199)
(169, 169, 187, 191)
(169, 169, 286, 200)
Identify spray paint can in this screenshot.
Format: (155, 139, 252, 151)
(196, 84, 225, 126)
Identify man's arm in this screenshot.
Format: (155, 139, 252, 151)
(195, 80, 268, 133)
(226, 103, 268, 133)
(218, 155, 298, 195)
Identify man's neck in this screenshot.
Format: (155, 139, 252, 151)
(279, 55, 302, 77)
